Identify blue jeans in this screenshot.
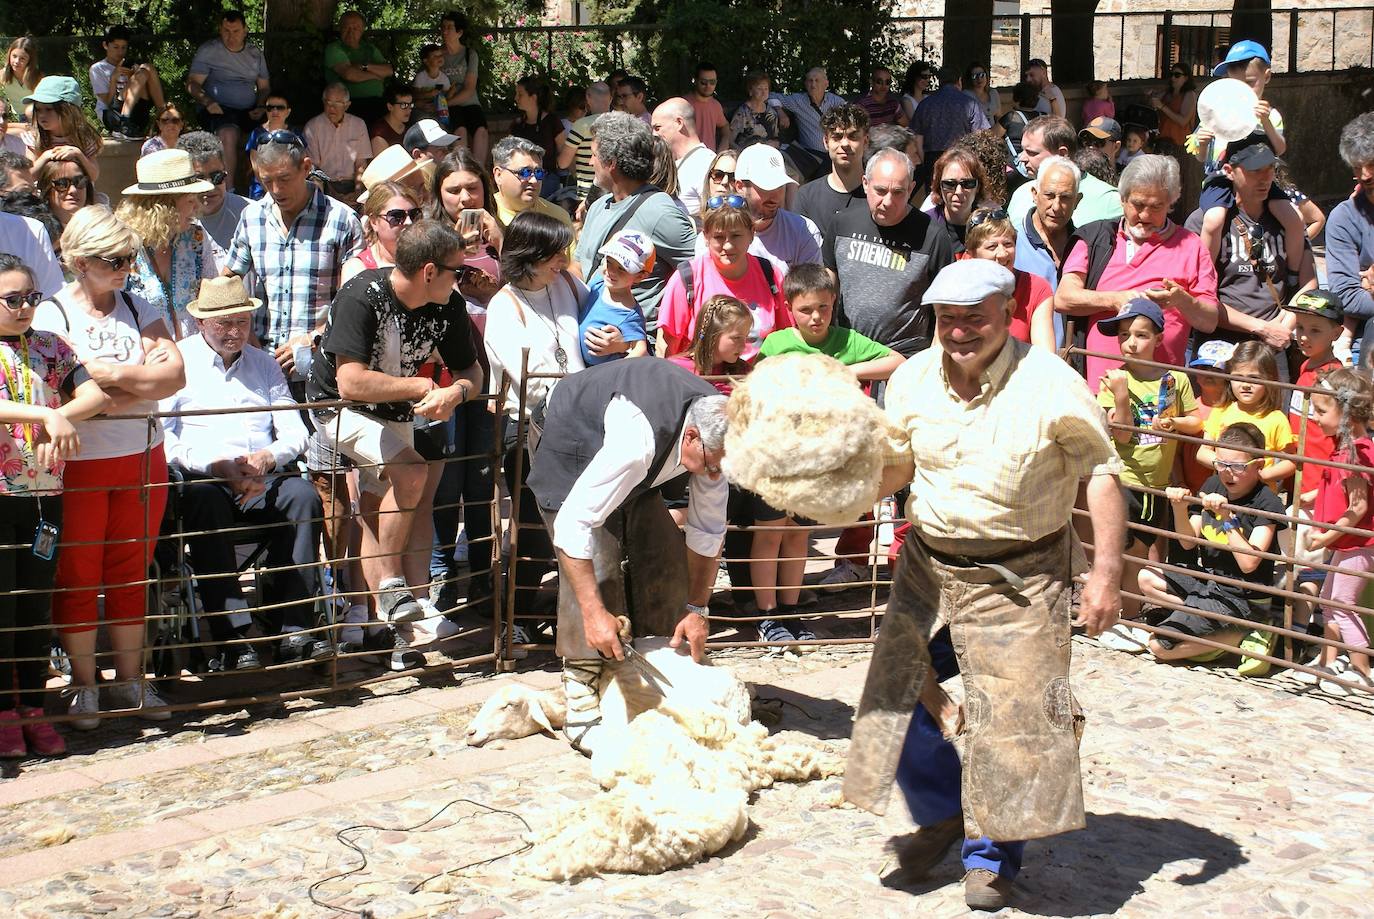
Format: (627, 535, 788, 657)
(431, 401, 496, 581)
(895, 629, 1027, 880)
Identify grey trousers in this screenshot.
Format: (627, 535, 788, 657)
(540, 488, 689, 660)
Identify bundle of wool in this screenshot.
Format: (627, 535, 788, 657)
(522, 706, 841, 880)
(724, 352, 897, 525)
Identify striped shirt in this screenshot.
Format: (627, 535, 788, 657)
(885, 336, 1121, 542)
(565, 113, 600, 197)
(226, 185, 364, 345)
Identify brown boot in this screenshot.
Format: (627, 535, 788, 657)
(964, 867, 1013, 911)
(894, 814, 963, 877)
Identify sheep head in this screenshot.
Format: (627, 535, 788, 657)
(466, 683, 567, 746)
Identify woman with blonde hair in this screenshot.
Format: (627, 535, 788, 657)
(341, 180, 424, 283)
(115, 148, 218, 339)
(31, 205, 186, 730)
(1, 38, 42, 116)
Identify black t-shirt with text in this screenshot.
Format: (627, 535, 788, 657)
(1191, 474, 1287, 593)
(309, 268, 478, 422)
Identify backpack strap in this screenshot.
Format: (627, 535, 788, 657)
(756, 256, 778, 296)
(676, 259, 697, 311)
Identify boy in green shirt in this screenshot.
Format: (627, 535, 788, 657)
(751, 265, 904, 644)
(1095, 298, 1202, 643)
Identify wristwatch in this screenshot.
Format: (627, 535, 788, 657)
(684, 602, 709, 619)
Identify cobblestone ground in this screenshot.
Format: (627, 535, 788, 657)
(1, 622, 1370, 918)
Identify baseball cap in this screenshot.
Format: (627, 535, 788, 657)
(1224, 135, 1277, 170)
(735, 143, 796, 190)
(1284, 288, 1345, 323)
(402, 119, 460, 153)
(597, 229, 656, 275)
(1096, 297, 1165, 335)
(921, 259, 1015, 306)
(1213, 40, 1272, 77)
(1189, 339, 1238, 369)
(1078, 116, 1122, 143)
(23, 76, 81, 107)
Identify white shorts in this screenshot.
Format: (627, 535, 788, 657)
(315, 408, 415, 496)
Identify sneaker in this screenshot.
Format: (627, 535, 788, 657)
(63, 685, 100, 731)
(232, 646, 263, 671)
(1097, 623, 1151, 653)
(1321, 667, 1372, 697)
(18, 706, 65, 756)
(1317, 666, 1353, 697)
(417, 597, 442, 621)
(964, 867, 1013, 911)
(430, 579, 464, 616)
(818, 559, 867, 587)
(0, 710, 25, 758)
(389, 627, 425, 672)
(339, 605, 369, 647)
(49, 642, 71, 680)
(501, 622, 531, 660)
(379, 578, 423, 623)
(1236, 629, 1276, 677)
(106, 681, 172, 721)
(436, 616, 466, 640)
(1290, 656, 1326, 685)
(793, 622, 817, 642)
(757, 618, 797, 644)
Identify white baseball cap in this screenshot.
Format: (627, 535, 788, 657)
(735, 143, 796, 190)
(597, 229, 656, 274)
(403, 119, 461, 153)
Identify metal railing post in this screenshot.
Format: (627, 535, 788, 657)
(1021, 13, 1032, 72)
(1163, 12, 1175, 76)
(1289, 9, 1301, 74)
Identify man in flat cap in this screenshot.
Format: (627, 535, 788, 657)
(844, 258, 1127, 910)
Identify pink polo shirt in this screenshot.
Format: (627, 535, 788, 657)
(1062, 220, 1218, 391)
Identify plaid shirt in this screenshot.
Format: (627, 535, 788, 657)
(885, 336, 1121, 542)
(226, 185, 364, 345)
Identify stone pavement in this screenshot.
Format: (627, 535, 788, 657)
(1, 633, 1371, 918)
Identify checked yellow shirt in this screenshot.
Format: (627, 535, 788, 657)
(885, 337, 1122, 543)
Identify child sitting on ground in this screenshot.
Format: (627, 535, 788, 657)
(749, 265, 906, 644)
(1284, 290, 1346, 633)
(1140, 422, 1286, 668)
(577, 230, 651, 365)
(1195, 340, 1297, 489)
(1303, 367, 1374, 694)
(1094, 300, 1202, 647)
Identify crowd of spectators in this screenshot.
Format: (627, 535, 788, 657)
(1, 16, 1372, 760)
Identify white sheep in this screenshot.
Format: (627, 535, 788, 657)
(465, 637, 752, 748)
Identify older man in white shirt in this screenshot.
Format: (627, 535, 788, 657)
(161, 278, 324, 671)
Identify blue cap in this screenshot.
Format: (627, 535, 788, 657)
(1096, 297, 1165, 335)
(1213, 40, 1272, 77)
(1189, 339, 1237, 369)
(22, 75, 81, 107)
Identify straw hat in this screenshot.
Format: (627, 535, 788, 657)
(122, 149, 217, 196)
(186, 277, 262, 319)
(356, 144, 424, 204)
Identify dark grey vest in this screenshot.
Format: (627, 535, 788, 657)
(527, 359, 721, 513)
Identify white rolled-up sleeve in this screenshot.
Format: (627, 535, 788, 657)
(552, 396, 657, 559)
(683, 469, 728, 557)
(261, 353, 309, 467)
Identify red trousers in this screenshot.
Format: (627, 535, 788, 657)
(52, 447, 168, 634)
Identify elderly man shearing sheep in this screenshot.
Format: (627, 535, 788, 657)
(844, 259, 1127, 911)
(526, 359, 729, 755)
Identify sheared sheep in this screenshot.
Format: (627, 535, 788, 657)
(723, 352, 902, 525)
(521, 707, 842, 880)
(465, 637, 752, 748)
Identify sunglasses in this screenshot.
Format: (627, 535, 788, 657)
(198, 170, 229, 186)
(0, 290, 42, 311)
(437, 262, 466, 276)
(265, 103, 289, 111)
(940, 177, 979, 191)
(971, 71, 987, 79)
(159, 116, 183, 125)
(708, 169, 734, 184)
(262, 129, 304, 149)
(50, 176, 89, 192)
(502, 165, 547, 182)
(391, 100, 415, 108)
(380, 207, 423, 227)
(90, 253, 135, 271)
(1171, 72, 1187, 78)
(707, 193, 746, 210)
(967, 207, 1009, 228)
(1214, 458, 1261, 474)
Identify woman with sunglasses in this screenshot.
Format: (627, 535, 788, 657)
(342, 181, 423, 284)
(138, 103, 185, 157)
(510, 76, 565, 200)
(729, 72, 782, 152)
(697, 148, 737, 225)
(115, 149, 219, 340)
(963, 62, 1001, 126)
(899, 61, 934, 127)
(1152, 64, 1197, 149)
(658, 198, 788, 360)
(244, 95, 299, 200)
(31, 206, 185, 730)
(0, 253, 109, 757)
(922, 149, 993, 254)
(962, 206, 1055, 349)
(36, 154, 102, 233)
